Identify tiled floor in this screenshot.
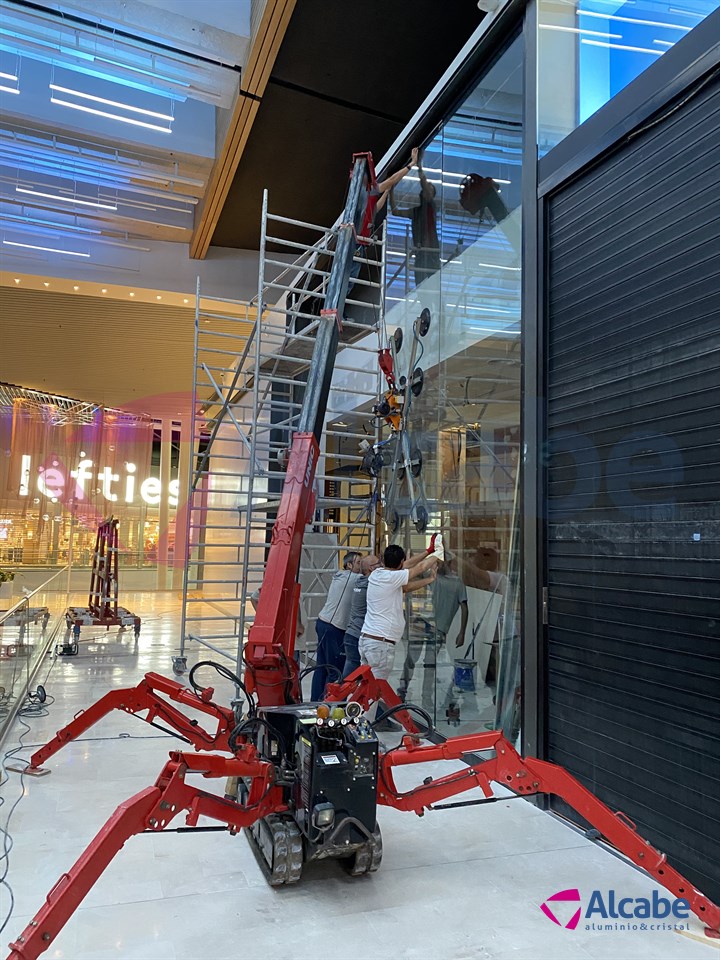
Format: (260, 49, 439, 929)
(4, 592, 718, 960)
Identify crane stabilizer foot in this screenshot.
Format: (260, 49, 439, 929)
(29, 672, 235, 769)
(7, 751, 281, 960)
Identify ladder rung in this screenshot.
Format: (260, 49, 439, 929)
(267, 211, 336, 233)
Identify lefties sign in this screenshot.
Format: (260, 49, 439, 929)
(540, 888, 691, 933)
(18, 455, 179, 507)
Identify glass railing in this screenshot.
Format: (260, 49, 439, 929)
(0, 566, 69, 746)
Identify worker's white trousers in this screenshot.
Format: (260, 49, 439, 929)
(358, 635, 396, 680)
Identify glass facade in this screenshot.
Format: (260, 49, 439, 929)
(380, 33, 524, 742)
(538, 0, 720, 155)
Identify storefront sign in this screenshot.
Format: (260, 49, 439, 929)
(19, 456, 179, 507)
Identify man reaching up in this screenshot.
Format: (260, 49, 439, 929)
(358, 537, 444, 683)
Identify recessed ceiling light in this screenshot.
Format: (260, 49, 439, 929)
(101, 288, 107, 293)
(43, 281, 50, 287)
(129, 292, 135, 297)
(73, 285, 79, 291)
(183, 298, 189, 304)
(156, 295, 162, 300)
(14, 278, 20, 283)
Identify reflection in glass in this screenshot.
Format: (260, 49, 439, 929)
(538, 0, 720, 155)
(381, 33, 523, 744)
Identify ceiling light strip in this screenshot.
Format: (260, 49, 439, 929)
(539, 24, 621, 38)
(49, 84, 175, 121)
(0, 70, 18, 80)
(3, 239, 90, 257)
(0, 141, 205, 189)
(1, 212, 101, 234)
(16, 186, 118, 210)
(50, 97, 172, 133)
(577, 10, 692, 32)
(580, 39, 664, 56)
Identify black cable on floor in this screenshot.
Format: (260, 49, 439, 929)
(0, 716, 31, 935)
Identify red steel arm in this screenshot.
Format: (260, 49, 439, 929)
(378, 731, 720, 937)
(30, 672, 234, 769)
(8, 750, 282, 960)
(244, 433, 318, 706)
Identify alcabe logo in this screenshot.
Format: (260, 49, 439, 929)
(540, 888, 691, 933)
(540, 889, 582, 930)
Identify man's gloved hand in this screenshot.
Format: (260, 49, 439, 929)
(426, 533, 437, 555)
(432, 533, 444, 562)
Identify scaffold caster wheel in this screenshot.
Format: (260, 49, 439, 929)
(414, 505, 428, 533)
(417, 307, 431, 337)
(42, 613, 50, 630)
(393, 327, 403, 353)
(172, 656, 187, 676)
(343, 823, 383, 876)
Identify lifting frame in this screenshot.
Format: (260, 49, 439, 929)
(60, 517, 140, 656)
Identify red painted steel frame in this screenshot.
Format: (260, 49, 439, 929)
(29, 672, 234, 769)
(11, 726, 720, 959)
(243, 432, 318, 706)
(8, 750, 282, 960)
(89, 517, 119, 618)
(377, 731, 720, 937)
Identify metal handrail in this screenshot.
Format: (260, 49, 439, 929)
(0, 564, 69, 625)
(0, 564, 69, 749)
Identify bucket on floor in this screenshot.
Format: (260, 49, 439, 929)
(453, 658, 476, 692)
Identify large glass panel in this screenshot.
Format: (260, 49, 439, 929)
(381, 33, 523, 744)
(538, 0, 720, 155)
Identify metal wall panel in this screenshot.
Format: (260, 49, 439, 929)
(545, 73, 720, 900)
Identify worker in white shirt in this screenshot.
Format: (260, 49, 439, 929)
(359, 537, 443, 683)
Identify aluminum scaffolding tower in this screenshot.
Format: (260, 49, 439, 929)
(178, 191, 385, 676)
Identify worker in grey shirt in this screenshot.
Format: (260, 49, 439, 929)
(342, 555, 381, 678)
(310, 551, 362, 699)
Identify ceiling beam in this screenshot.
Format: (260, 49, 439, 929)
(190, 0, 296, 260)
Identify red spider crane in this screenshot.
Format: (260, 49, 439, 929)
(8, 155, 719, 960)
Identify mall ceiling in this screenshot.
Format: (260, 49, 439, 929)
(211, 0, 485, 250)
(0, 0, 483, 261)
(0, 0, 484, 414)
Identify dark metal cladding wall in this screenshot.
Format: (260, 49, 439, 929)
(545, 73, 720, 901)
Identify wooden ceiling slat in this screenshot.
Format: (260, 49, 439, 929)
(189, 0, 297, 260)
